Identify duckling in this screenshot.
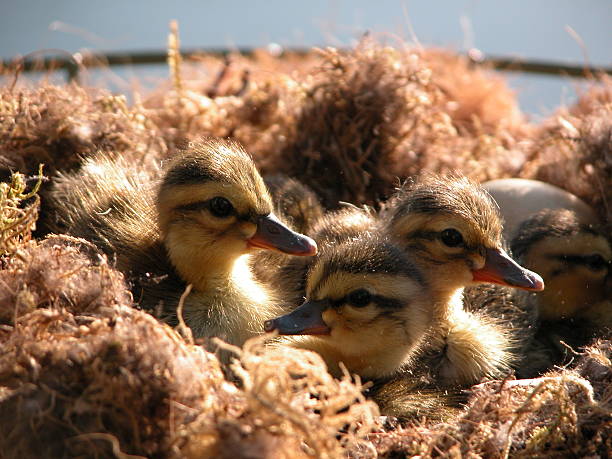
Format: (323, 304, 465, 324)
(254, 203, 378, 307)
(265, 233, 465, 420)
(265, 233, 432, 380)
(380, 175, 544, 386)
(250, 175, 324, 295)
(309, 204, 378, 248)
(483, 178, 600, 241)
(49, 138, 317, 346)
(263, 174, 325, 235)
(512, 209, 610, 322)
(366, 374, 465, 422)
(510, 208, 611, 377)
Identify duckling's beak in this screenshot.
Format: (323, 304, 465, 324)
(472, 247, 545, 291)
(264, 299, 331, 335)
(248, 213, 317, 256)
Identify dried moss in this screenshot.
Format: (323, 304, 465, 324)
(0, 235, 131, 325)
(0, 38, 611, 458)
(0, 165, 42, 254)
(184, 338, 379, 459)
(0, 306, 226, 458)
(144, 40, 531, 209)
(0, 85, 166, 179)
(371, 337, 612, 457)
(0, 307, 380, 458)
(523, 76, 612, 224)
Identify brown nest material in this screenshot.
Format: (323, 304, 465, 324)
(421, 49, 527, 137)
(0, 84, 166, 179)
(0, 305, 227, 458)
(143, 24, 314, 155)
(523, 76, 612, 224)
(184, 338, 379, 459)
(0, 306, 379, 458)
(0, 234, 131, 326)
(144, 40, 531, 209)
(0, 84, 169, 234)
(143, 51, 306, 159)
(255, 42, 531, 208)
(370, 338, 612, 457)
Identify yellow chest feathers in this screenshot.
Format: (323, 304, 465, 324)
(181, 254, 285, 346)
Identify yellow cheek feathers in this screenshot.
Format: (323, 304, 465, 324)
(472, 247, 544, 291)
(247, 213, 318, 256)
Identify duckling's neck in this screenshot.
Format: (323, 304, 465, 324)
(169, 244, 238, 290)
(290, 335, 420, 380)
(421, 281, 513, 385)
(428, 308, 513, 386)
(430, 285, 466, 322)
(172, 250, 285, 346)
(407, 256, 470, 321)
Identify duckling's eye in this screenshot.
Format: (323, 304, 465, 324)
(585, 254, 608, 271)
(346, 289, 372, 308)
(209, 197, 234, 218)
(440, 228, 464, 247)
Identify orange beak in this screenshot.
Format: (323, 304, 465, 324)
(247, 213, 317, 256)
(264, 299, 331, 335)
(472, 247, 544, 291)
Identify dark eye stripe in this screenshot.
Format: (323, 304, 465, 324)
(333, 293, 403, 310)
(174, 201, 210, 212)
(371, 294, 404, 310)
(555, 254, 610, 269)
(407, 230, 437, 242)
(174, 199, 238, 218)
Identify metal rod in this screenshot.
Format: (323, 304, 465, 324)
(2, 48, 610, 83)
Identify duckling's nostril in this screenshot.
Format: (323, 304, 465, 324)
(263, 319, 277, 332)
(264, 219, 281, 235)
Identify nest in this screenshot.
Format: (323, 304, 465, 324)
(371, 340, 611, 457)
(0, 309, 378, 458)
(522, 76, 612, 223)
(0, 221, 377, 458)
(0, 234, 131, 326)
(0, 85, 166, 179)
(0, 167, 42, 255)
(0, 38, 610, 457)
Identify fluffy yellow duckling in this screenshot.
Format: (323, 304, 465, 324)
(510, 208, 611, 377)
(265, 234, 432, 380)
(381, 175, 544, 385)
(265, 232, 464, 421)
(512, 208, 610, 322)
(49, 138, 317, 346)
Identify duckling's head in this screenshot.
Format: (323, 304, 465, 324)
(309, 205, 378, 249)
(382, 175, 544, 295)
(156, 139, 317, 286)
(264, 174, 324, 235)
(265, 235, 432, 378)
(512, 208, 611, 321)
